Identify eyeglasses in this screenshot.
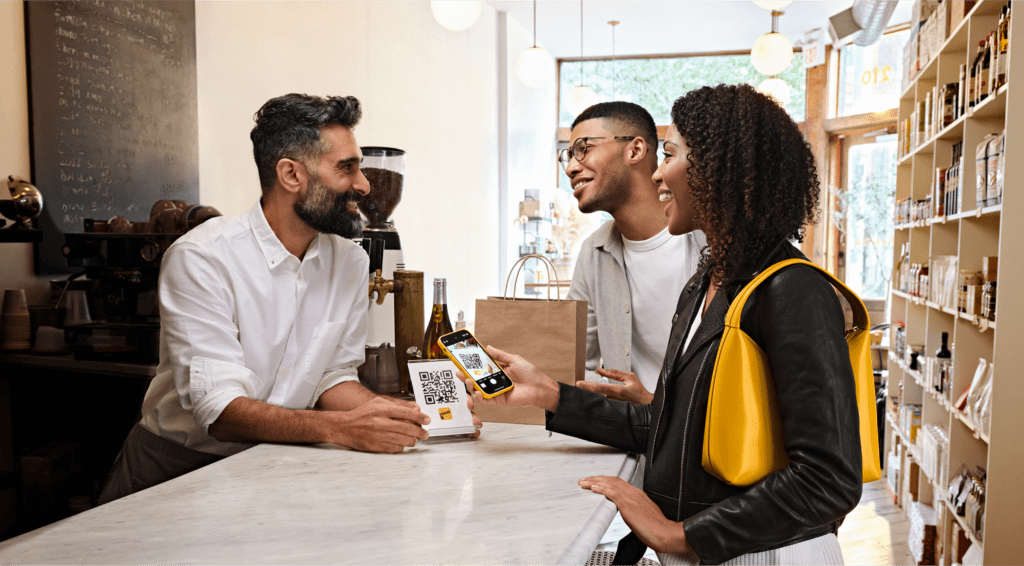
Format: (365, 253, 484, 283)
(558, 136, 636, 170)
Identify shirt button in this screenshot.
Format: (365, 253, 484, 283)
(625, 307, 630, 313)
(625, 349, 630, 357)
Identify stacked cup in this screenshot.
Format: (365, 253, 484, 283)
(2, 289, 32, 350)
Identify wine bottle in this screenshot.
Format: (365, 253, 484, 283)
(936, 332, 952, 394)
(997, 7, 1009, 89)
(980, 34, 992, 102)
(970, 40, 985, 107)
(422, 278, 454, 359)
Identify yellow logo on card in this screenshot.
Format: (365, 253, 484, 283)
(438, 407, 453, 420)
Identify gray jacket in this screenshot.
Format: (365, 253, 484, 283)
(566, 220, 705, 375)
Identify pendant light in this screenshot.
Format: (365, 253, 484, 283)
(608, 20, 619, 100)
(757, 77, 791, 106)
(568, 0, 597, 116)
(752, 0, 792, 10)
(515, 0, 554, 88)
(750, 10, 793, 77)
(431, 0, 482, 32)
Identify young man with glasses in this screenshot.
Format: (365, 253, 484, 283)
(562, 102, 705, 404)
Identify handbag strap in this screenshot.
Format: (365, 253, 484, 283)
(502, 254, 562, 301)
(724, 258, 870, 332)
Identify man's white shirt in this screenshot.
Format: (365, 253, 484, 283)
(139, 202, 369, 456)
(621, 227, 702, 392)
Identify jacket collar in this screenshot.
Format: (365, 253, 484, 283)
(666, 237, 804, 374)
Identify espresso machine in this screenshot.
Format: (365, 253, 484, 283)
(358, 147, 423, 394)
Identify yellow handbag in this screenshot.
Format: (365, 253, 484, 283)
(701, 258, 882, 487)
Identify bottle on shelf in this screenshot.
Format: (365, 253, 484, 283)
(936, 332, 952, 395)
(896, 244, 906, 291)
(969, 40, 985, 108)
(421, 278, 454, 359)
(979, 35, 992, 104)
(997, 7, 1009, 89)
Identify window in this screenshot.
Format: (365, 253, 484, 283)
(837, 134, 897, 300)
(836, 28, 910, 117)
(559, 53, 807, 127)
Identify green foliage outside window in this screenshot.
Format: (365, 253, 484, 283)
(558, 53, 807, 127)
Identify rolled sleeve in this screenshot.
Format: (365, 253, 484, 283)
(159, 242, 256, 432)
(189, 356, 263, 431)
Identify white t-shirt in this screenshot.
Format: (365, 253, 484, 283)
(621, 228, 702, 392)
(139, 202, 369, 456)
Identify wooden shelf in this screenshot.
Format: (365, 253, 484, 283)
(891, 2, 1020, 561)
(0, 227, 42, 243)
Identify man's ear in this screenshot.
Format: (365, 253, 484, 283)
(625, 137, 650, 166)
(276, 158, 306, 195)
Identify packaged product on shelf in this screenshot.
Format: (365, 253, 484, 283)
(929, 255, 958, 307)
(981, 256, 998, 282)
(948, 465, 969, 513)
(965, 474, 986, 540)
(986, 132, 1004, 206)
(975, 134, 999, 208)
(980, 281, 996, 320)
(957, 358, 989, 418)
(942, 83, 958, 127)
(964, 284, 983, 315)
(934, 167, 948, 216)
(958, 269, 982, 312)
(973, 363, 993, 437)
(907, 501, 937, 566)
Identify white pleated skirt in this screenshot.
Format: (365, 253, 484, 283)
(656, 532, 845, 566)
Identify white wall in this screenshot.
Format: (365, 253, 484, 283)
(1, 1, 533, 325)
(502, 12, 559, 287)
(195, 1, 502, 320)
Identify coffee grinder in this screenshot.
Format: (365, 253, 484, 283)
(358, 147, 423, 394)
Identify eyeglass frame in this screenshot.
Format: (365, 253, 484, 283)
(558, 136, 637, 170)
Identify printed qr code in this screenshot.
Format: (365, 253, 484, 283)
(460, 353, 484, 370)
(418, 370, 458, 405)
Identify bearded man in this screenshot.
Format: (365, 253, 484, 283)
(99, 94, 432, 504)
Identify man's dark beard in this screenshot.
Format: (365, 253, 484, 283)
(294, 174, 365, 238)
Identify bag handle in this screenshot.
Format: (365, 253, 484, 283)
(725, 258, 870, 333)
(502, 254, 562, 301)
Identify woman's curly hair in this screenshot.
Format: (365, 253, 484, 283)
(671, 84, 820, 287)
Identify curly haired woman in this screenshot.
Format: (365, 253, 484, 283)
(466, 84, 862, 565)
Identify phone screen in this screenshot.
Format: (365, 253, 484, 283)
(440, 330, 513, 396)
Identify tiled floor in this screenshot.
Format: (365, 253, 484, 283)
(595, 479, 914, 565)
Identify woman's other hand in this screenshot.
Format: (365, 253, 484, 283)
(576, 368, 654, 404)
(578, 476, 692, 555)
(455, 346, 560, 412)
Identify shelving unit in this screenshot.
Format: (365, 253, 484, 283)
(888, 2, 1024, 564)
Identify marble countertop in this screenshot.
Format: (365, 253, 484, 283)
(0, 423, 636, 564)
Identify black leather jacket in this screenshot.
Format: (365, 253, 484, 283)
(547, 240, 863, 564)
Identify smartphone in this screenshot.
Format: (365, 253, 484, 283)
(438, 329, 514, 398)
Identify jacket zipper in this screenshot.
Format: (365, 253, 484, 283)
(676, 346, 713, 521)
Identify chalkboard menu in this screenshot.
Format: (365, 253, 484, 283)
(25, 1, 199, 274)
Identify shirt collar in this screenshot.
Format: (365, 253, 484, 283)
(249, 202, 293, 269)
(249, 202, 325, 269)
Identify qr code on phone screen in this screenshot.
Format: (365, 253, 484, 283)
(459, 353, 484, 370)
(418, 370, 458, 405)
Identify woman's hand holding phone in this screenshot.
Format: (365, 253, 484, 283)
(456, 346, 561, 413)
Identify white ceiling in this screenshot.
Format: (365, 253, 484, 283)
(486, 1, 913, 59)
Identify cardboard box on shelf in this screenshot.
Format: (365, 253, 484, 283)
(981, 256, 997, 282)
(913, 0, 940, 29)
(518, 200, 550, 219)
(949, 1, 977, 34)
